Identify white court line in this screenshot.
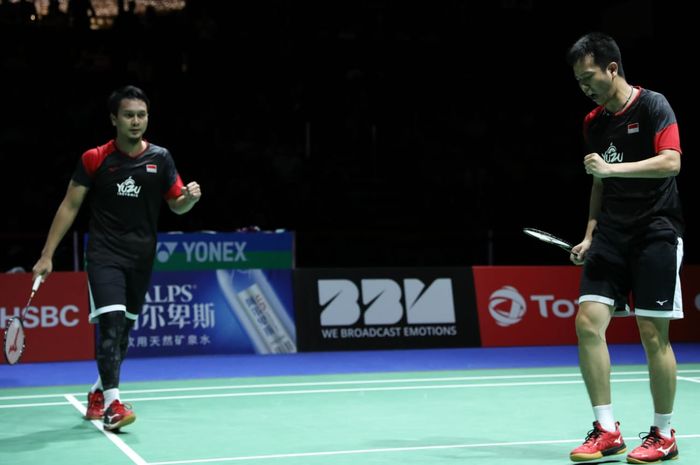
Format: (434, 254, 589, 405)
(2, 370, 698, 409)
(64, 394, 148, 465)
(147, 434, 700, 465)
(5, 378, 700, 409)
(0, 378, 652, 408)
(4, 368, 699, 401)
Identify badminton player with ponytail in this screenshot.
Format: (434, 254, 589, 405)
(566, 33, 684, 463)
(32, 85, 201, 431)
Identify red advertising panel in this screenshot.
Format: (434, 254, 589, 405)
(473, 266, 640, 347)
(0, 272, 94, 363)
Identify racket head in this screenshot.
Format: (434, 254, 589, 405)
(3, 317, 26, 365)
(522, 227, 573, 252)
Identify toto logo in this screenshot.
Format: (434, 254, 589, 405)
(488, 286, 526, 327)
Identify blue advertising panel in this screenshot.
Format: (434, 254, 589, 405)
(153, 231, 294, 270)
(127, 269, 296, 356)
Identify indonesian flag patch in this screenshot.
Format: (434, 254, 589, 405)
(627, 122, 639, 134)
(146, 164, 157, 173)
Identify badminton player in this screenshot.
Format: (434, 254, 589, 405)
(565, 33, 683, 463)
(32, 85, 202, 431)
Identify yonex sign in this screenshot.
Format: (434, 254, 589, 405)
(85, 232, 294, 270)
(151, 232, 294, 270)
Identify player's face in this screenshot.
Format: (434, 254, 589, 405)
(111, 98, 149, 142)
(572, 54, 615, 107)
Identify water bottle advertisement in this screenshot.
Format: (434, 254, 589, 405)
(127, 269, 297, 357)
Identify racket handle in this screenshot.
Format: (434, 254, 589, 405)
(32, 275, 42, 293)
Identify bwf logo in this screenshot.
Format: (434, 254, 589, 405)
(318, 278, 456, 326)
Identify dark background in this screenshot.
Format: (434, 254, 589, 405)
(1, 0, 696, 272)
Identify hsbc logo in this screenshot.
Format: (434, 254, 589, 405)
(0, 305, 80, 328)
(318, 278, 456, 326)
(487, 285, 578, 326)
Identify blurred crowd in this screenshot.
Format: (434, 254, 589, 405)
(1, 0, 695, 271)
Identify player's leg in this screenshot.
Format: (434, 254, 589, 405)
(98, 310, 136, 431)
(120, 265, 152, 362)
(101, 265, 153, 430)
(576, 301, 614, 408)
(570, 229, 628, 462)
(569, 301, 626, 462)
(87, 263, 135, 430)
(627, 233, 682, 463)
(85, 264, 127, 421)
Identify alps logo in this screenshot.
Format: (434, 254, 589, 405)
(602, 142, 623, 163)
(318, 278, 456, 326)
(117, 176, 142, 198)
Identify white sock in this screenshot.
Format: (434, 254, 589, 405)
(593, 404, 616, 432)
(654, 412, 673, 437)
(90, 376, 103, 393)
(103, 388, 120, 409)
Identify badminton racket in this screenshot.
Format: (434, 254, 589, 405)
(3, 275, 43, 365)
(522, 228, 573, 253)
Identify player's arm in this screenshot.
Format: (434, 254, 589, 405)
(583, 149, 680, 179)
(167, 181, 202, 215)
(33, 181, 89, 279)
(571, 177, 602, 265)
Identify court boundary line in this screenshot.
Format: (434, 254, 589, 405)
(0, 378, 652, 408)
(3, 368, 699, 401)
(64, 394, 148, 465)
(2, 372, 698, 409)
(147, 434, 700, 464)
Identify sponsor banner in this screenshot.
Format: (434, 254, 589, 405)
(295, 268, 480, 351)
(127, 269, 296, 357)
(0, 272, 94, 363)
(86, 231, 295, 271)
(474, 266, 700, 347)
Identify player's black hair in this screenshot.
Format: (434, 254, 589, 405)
(108, 85, 150, 116)
(566, 32, 625, 78)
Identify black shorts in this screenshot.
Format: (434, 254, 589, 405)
(87, 262, 152, 323)
(579, 225, 684, 319)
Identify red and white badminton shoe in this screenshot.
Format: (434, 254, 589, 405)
(103, 400, 136, 431)
(84, 390, 104, 420)
(570, 421, 627, 462)
(626, 426, 678, 464)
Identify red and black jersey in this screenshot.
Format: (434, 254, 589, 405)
(582, 87, 684, 234)
(72, 140, 184, 267)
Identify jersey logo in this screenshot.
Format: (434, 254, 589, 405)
(602, 142, 624, 163)
(146, 164, 157, 173)
(117, 176, 142, 198)
(656, 299, 668, 306)
(627, 122, 639, 134)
